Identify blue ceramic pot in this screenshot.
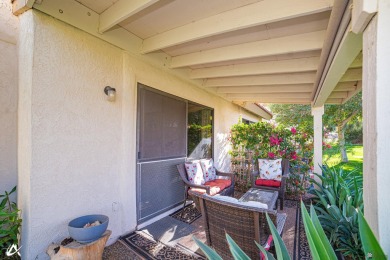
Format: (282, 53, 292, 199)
(68, 214, 109, 243)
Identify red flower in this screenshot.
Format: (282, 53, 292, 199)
(326, 144, 331, 149)
(291, 127, 297, 135)
(290, 151, 298, 160)
(268, 152, 275, 159)
(269, 135, 281, 146)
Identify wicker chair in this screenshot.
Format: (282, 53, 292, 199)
(189, 190, 287, 260)
(251, 159, 290, 210)
(176, 164, 235, 210)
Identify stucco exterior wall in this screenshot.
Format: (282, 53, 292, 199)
(0, 1, 18, 196)
(363, 1, 390, 253)
(18, 10, 259, 259)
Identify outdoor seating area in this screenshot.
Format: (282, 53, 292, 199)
(2, 0, 390, 259)
(175, 154, 293, 258)
(97, 154, 308, 259)
(102, 187, 308, 259)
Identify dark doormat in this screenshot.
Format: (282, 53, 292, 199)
(170, 203, 201, 224)
(119, 231, 205, 260)
(139, 216, 195, 246)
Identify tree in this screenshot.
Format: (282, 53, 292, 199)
(325, 92, 362, 162)
(270, 104, 313, 134)
(269, 92, 362, 162)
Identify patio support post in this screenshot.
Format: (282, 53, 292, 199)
(362, 0, 390, 252)
(311, 106, 324, 180)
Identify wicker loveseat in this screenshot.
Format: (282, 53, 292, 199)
(189, 190, 287, 259)
(251, 159, 290, 210)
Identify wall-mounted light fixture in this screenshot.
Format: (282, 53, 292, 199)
(104, 86, 116, 102)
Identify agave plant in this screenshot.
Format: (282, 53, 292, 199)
(193, 201, 386, 260)
(309, 165, 364, 258)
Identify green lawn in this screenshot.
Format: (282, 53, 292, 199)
(323, 145, 363, 174)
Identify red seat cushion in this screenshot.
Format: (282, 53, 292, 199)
(190, 186, 221, 196)
(190, 179, 231, 196)
(211, 179, 232, 189)
(255, 179, 281, 188)
(204, 180, 226, 191)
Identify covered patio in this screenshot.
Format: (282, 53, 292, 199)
(102, 191, 305, 259)
(1, 0, 389, 258)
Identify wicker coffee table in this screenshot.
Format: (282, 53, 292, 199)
(239, 188, 278, 209)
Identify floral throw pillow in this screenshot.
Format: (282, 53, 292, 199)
(200, 159, 217, 182)
(258, 159, 282, 181)
(185, 161, 205, 185)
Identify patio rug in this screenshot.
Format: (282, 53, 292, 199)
(292, 200, 312, 260)
(170, 203, 201, 224)
(119, 231, 205, 260)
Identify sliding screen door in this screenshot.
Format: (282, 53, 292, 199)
(137, 84, 186, 223)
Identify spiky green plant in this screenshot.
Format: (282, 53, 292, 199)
(309, 165, 364, 258)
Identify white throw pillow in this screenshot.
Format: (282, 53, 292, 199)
(258, 159, 282, 181)
(185, 161, 205, 185)
(200, 158, 217, 182)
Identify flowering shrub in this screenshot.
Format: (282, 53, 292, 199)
(229, 120, 314, 193)
(229, 121, 312, 162)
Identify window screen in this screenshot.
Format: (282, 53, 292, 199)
(138, 85, 187, 161)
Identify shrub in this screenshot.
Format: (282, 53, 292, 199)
(0, 186, 21, 258)
(229, 120, 313, 193)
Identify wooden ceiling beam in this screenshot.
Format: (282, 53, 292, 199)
(216, 84, 313, 94)
(325, 98, 343, 104)
(190, 57, 319, 79)
(99, 0, 159, 33)
(170, 30, 326, 68)
(226, 92, 312, 99)
(231, 98, 312, 104)
(350, 52, 363, 68)
(13, 0, 36, 15)
(334, 81, 358, 91)
(340, 68, 362, 82)
(329, 92, 349, 98)
(141, 0, 332, 53)
(342, 81, 362, 103)
(205, 72, 316, 87)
